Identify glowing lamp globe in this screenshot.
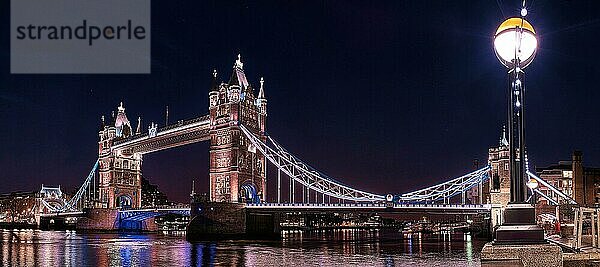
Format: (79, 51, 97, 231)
(494, 17, 537, 69)
(526, 178, 538, 190)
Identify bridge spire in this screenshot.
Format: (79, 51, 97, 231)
(115, 102, 132, 138)
(235, 54, 243, 69)
(99, 115, 105, 130)
(229, 54, 249, 89)
(190, 179, 195, 197)
(500, 125, 509, 147)
(258, 77, 265, 99)
(136, 116, 142, 135)
(210, 69, 219, 92)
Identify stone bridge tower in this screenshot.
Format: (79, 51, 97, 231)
(98, 103, 143, 209)
(488, 127, 511, 227)
(209, 55, 267, 203)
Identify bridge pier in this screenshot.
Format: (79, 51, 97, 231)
(118, 218, 158, 231)
(186, 201, 282, 241)
(39, 216, 75, 231)
(76, 208, 119, 231)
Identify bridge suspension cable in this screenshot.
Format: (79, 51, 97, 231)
(396, 166, 491, 203)
(240, 124, 491, 204)
(240, 125, 386, 202)
(41, 159, 99, 213)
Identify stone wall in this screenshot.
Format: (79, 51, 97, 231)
(76, 208, 118, 231)
(186, 202, 247, 240)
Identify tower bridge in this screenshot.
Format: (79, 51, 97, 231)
(36, 55, 575, 236)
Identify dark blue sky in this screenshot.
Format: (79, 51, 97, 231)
(1, 1, 599, 202)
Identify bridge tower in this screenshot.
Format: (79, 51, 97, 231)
(98, 103, 143, 209)
(488, 127, 511, 226)
(208, 55, 267, 203)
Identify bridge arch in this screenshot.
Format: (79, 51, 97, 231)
(117, 195, 133, 209)
(240, 182, 260, 204)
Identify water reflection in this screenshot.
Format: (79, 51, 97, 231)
(0, 229, 484, 266)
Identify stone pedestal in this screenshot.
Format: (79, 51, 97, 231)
(480, 242, 563, 267)
(495, 204, 545, 244)
(482, 203, 561, 266)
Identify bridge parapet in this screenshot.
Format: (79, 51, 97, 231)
(246, 202, 491, 211)
(112, 115, 211, 154)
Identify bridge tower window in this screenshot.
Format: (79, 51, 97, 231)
(492, 171, 500, 190)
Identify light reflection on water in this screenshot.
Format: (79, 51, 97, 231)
(0, 229, 484, 266)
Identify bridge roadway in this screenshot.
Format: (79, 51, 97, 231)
(38, 203, 491, 232)
(39, 211, 85, 217)
(41, 203, 491, 218)
(246, 203, 492, 214)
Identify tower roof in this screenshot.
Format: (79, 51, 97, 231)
(229, 54, 249, 89)
(40, 185, 62, 198)
(115, 102, 131, 128)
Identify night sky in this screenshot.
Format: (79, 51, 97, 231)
(1, 1, 599, 203)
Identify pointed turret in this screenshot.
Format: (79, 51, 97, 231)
(99, 115, 106, 131)
(256, 77, 267, 115)
(136, 116, 142, 135)
(210, 69, 219, 92)
(229, 54, 249, 89)
(258, 77, 265, 99)
(115, 102, 132, 138)
(500, 125, 508, 147)
(209, 69, 220, 108)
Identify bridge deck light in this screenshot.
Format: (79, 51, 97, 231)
(526, 179, 538, 190)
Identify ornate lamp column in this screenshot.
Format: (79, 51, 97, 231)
(492, 10, 545, 244)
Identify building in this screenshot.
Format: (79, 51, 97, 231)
(0, 191, 38, 224)
(486, 128, 511, 227)
(141, 176, 172, 207)
(98, 102, 143, 209)
(536, 151, 600, 207)
(209, 55, 267, 203)
(96, 55, 268, 208)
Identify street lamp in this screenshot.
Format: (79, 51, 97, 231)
(492, 11, 545, 244)
(494, 18, 537, 70)
(493, 16, 537, 204)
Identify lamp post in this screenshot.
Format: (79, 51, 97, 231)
(492, 8, 545, 244)
(494, 16, 537, 204)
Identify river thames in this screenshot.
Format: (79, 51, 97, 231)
(1, 229, 485, 266)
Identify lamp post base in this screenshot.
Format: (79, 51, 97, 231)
(494, 203, 545, 244)
(480, 204, 559, 266)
